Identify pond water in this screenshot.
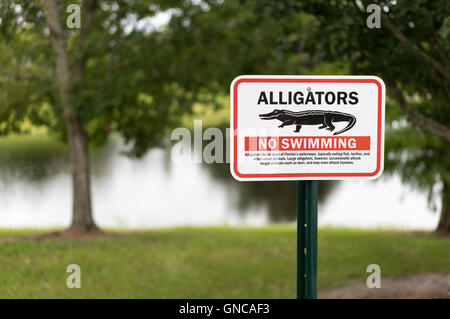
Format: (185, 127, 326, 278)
(0, 136, 440, 230)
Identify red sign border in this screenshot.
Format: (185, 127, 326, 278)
(232, 77, 384, 179)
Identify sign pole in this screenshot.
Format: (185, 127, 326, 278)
(297, 180, 318, 299)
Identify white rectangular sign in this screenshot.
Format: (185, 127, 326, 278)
(230, 75, 385, 181)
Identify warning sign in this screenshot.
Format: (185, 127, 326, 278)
(230, 75, 385, 181)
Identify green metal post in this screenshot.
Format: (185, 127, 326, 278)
(297, 180, 318, 299)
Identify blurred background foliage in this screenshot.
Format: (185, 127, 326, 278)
(0, 0, 448, 232)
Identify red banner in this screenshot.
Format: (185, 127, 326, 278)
(244, 136, 370, 151)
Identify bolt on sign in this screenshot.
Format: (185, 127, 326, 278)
(230, 75, 385, 181)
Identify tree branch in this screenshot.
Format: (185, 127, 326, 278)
(362, 0, 450, 81)
(0, 71, 51, 82)
(431, 28, 450, 68)
(45, 1, 64, 40)
(11, 86, 54, 109)
(44, 0, 73, 118)
(389, 84, 450, 144)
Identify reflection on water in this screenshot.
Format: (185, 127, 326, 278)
(0, 135, 116, 183)
(203, 162, 338, 221)
(0, 135, 440, 229)
(0, 137, 67, 183)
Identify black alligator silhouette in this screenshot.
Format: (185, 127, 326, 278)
(259, 109, 356, 135)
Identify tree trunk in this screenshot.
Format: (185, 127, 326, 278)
(436, 180, 450, 235)
(45, 0, 98, 233)
(66, 116, 98, 232)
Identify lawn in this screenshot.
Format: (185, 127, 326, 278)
(0, 227, 448, 298)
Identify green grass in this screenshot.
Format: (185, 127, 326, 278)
(0, 226, 448, 298)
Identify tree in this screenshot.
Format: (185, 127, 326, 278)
(0, 0, 188, 233)
(162, 0, 450, 234)
(257, 0, 450, 233)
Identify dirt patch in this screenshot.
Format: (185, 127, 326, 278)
(320, 273, 450, 299)
(0, 229, 122, 242)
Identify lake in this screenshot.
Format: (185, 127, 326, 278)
(0, 135, 440, 230)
